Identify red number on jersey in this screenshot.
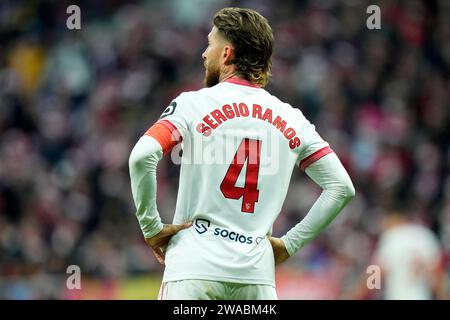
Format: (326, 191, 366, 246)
(220, 138, 261, 213)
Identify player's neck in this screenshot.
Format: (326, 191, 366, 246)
(219, 70, 237, 83)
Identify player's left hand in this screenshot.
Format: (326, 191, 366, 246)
(268, 237, 290, 265)
(145, 222, 192, 265)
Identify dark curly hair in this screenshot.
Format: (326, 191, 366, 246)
(213, 8, 274, 87)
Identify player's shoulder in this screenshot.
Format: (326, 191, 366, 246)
(166, 86, 224, 120)
(174, 85, 221, 102)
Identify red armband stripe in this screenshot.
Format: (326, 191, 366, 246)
(144, 120, 181, 156)
(158, 120, 179, 134)
(299, 146, 334, 171)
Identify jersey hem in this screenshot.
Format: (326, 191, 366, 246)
(162, 273, 275, 287)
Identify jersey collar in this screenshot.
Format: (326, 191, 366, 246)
(223, 76, 261, 88)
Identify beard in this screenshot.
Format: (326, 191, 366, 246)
(203, 60, 220, 88)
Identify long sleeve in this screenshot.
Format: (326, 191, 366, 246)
(281, 152, 355, 256)
(129, 135, 164, 238)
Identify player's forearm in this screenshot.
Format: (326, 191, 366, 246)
(129, 135, 164, 238)
(281, 153, 355, 256)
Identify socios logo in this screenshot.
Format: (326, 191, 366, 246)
(194, 218, 210, 234)
(214, 227, 253, 244)
(193, 218, 264, 245)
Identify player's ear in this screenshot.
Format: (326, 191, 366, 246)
(222, 45, 235, 66)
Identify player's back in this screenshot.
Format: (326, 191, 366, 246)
(160, 78, 330, 285)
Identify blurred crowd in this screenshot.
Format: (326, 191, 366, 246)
(0, 0, 449, 299)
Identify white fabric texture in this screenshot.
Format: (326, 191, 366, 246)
(129, 135, 164, 238)
(281, 153, 355, 256)
(128, 80, 354, 286)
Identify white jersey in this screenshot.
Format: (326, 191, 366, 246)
(374, 223, 442, 299)
(159, 78, 330, 286)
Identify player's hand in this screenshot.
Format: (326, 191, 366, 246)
(145, 222, 192, 265)
(268, 237, 290, 265)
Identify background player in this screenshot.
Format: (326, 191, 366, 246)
(348, 206, 447, 300)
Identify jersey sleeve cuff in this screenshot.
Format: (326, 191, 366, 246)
(142, 219, 164, 239)
(280, 235, 296, 256)
(299, 146, 334, 171)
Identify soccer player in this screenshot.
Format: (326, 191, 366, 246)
(350, 208, 447, 300)
(129, 7, 355, 300)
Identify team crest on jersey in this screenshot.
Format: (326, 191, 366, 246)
(159, 101, 177, 119)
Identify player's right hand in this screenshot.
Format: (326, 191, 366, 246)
(145, 222, 192, 265)
(268, 237, 290, 265)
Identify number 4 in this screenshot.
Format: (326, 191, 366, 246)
(220, 138, 261, 213)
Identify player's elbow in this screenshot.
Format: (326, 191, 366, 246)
(129, 142, 148, 173)
(340, 178, 356, 202)
(331, 174, 355, 203)
(345, 182, 356, 201)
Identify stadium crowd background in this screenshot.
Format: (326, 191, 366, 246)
(0, 0, 449, 299)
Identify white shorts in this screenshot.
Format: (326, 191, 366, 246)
(158, 279, 277, 300)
